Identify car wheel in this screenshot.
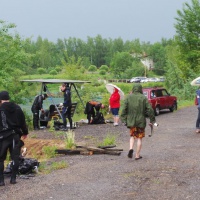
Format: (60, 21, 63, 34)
(169, 102, 177, 112)
(155, 106, 160, 116)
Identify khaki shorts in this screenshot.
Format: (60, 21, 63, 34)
(130, 127, 145, 138)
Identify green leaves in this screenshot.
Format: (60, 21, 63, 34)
(0, 21, 30, 103)
(174, 0, 200, 71)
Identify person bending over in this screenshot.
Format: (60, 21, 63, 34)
(84, 101, 104, 124)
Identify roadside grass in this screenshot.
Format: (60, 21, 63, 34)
(39, 145, 69, 174)
(39, 160, 68, 174)
(42, 145, 57, 159)
(64, 130, 76, 149)
(98, 134, 116, 146)
(178, 100, 193, 109)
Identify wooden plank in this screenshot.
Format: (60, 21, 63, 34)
(98, 145, 116, 149)
(86, 146, 105, 153)
(55, 149, 81, 155)
(103, 148, 123, 151)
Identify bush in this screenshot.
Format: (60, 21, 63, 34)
(37, 68, 46, 75)
(99, 65, 109, 71)
(99, 70, 106, 75)
(88, 65, 97, 72)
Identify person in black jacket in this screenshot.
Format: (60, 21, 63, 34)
(31, 94, 48, 130)
(0, 91, 28, 186)
(84, 101, 105, 124)
(60, 83, 72, 130)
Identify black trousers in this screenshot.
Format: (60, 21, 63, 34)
(32, 108, 39, 129)
(196, 107, 200, 128)
(87, 107, 95, 124)
(62, 106, 72, 129)
(0, 134, 20, 178)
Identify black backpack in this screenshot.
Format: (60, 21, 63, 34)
(53, 120, 65, 130)
(4, 157, 40, 175)
(91, 112, 105, 124)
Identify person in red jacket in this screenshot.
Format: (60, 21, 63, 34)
(109, 88, 120, 126)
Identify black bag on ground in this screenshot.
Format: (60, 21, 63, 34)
(54, 120, 64, 130)
(4, 157, 40, 175)
(91, 112, 105, 124)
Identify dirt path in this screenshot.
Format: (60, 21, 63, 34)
(1, 106, 200, 200)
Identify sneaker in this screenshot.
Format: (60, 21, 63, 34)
(113, 123, 119, 126)
(127, 149, 134, 158)
(60, 128, 68, 131)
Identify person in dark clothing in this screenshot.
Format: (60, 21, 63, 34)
(195, 88, 200, 133)
(60, 83, 72, 131)
(31, 94, 48, 130)
(0, 91, 28, 186)
(84, 101, 105, 124)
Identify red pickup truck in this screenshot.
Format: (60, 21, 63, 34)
(143, 87, 177, 116)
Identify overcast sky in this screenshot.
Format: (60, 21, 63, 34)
(0, 0, 190, 43)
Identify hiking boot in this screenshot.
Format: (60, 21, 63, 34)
(60, 128, 68, 131)
(0, 179, 5, 186)
(10, 176, 17, 184)
(0, 175, 5, 186)
(10, 173, 17, 184)
(127, 149, 134, 158)
(0, 181, 5, 186)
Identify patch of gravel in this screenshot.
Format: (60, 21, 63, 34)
(1, 106, 200, 200)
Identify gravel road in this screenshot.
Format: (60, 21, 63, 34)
(1, 106, 200, 200)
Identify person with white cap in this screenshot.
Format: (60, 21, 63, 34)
(0, 91, 28, 186)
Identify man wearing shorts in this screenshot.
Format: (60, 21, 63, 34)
(121, 83, 156, 160)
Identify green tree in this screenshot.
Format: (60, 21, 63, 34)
(110, 52, 133, 78)
(149, 42, 167, 75)
(0, 20, 30, 103)
(174, 0, 200, 72)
